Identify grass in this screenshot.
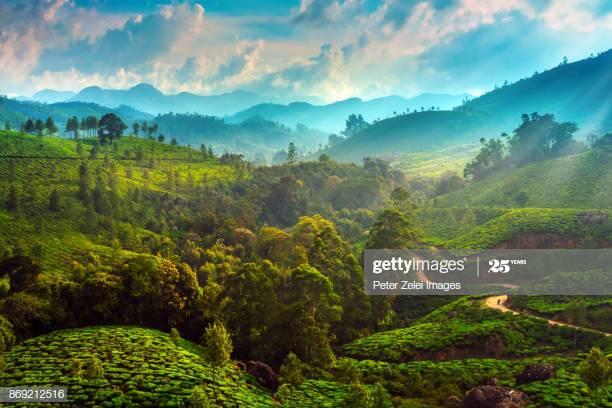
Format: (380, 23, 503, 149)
(391, 142, 480, 179)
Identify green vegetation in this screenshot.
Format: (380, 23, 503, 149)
(0, 326, 273, 407)
(343, 298, 610, 362)
(433, 148, 612, 209)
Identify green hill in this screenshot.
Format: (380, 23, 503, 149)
(0, 325, 364, 407)
(442, 208, 612, 249)
(0, 131, 235, 273)
(342, 298, 610, 363)
(325, 109, 498, 163)
(464, 49, 612, 133)
(433, 148, 612, 209)
(0, 326, 274, 407)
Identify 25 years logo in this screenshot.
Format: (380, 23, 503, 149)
(488, 258, 527, 273)
(488, 259, 511, 273)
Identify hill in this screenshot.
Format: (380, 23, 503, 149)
(432, 148, 612, 209)
(229, 93, 470, 133)
(343, 297, 610, 363)
(70, 84, 279, 116)
(464, 49, 612, 133)
(0, 96, 151, 130)
(0, 326, 275, 407)
(0, 131, 235, 273)
(324, 109, 499, 163)
(31, 89, 77, 104)
(323, 50, 612, 163)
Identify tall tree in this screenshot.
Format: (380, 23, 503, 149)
(45, 117, 58, 136)
(97, 113, 127, 145)
(132, 122, 140, 137)
(34, 119, 44, 136)
(48, 189, 60, 211)
(201, 321, 233, 404)
(287, 142, 297, 164)
(23, 119, 34, 134)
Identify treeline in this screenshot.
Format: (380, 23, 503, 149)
(464, 113, 585, 181)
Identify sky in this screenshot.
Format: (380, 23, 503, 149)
(1, 0, 611, 102)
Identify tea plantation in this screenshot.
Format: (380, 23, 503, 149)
(432, 147, 612, 209)
(0, 131, 235, 274)
(0, 326, 275, 407)
(343, 298, 611, 362)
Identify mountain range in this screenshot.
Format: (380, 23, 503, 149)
(228, 93, 472, 132)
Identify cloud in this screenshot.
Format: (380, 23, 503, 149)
(293, 0, 363, 26)
(36, 2, 206, 75)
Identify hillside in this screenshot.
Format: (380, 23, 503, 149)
(229, 93, 470, 133)
(324, 109, 499, 163)
(464, 49, 612, 133)
(343, 297, 610, 362)
(432, 148, 612, 209)
(0, 97, 151, 129)
(0, 131, 235, 273)
(0, 326, 274, 407)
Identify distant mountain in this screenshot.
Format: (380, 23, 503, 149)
(324, 49, 612, 162)
(229, 93, 471, 132)
(69, 84, 285, 116)
(31, 89, 77, 104)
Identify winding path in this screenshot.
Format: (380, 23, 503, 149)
(484, 295, 611, 337)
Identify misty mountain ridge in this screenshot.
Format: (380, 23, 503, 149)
(229, 92, 472, 132)
(67, 84, 324, 117)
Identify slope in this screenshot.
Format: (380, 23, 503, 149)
(325, 109, 499, 163)
(0, 131, 235, 274)
(432, 147, 612, 209)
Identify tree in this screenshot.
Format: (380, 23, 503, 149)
(4, 121, 11, 131)
(170, 137, 177, 146)
(170, 328, 181, 346)
(366, 209, 420, 249)
(7, 184, 19, 210)
(158, 133, 165, 143)
(34, 119, 44, 136)
(578, 347, 610, 405)
(79, 162, 89, 201)
(200, 144, 208, 160)
(563, 300, 587, 349)
(97, 113, 127, 145)
(132, 122, 140, 137)
(23, 119, 34, 134)
(65, 116, 80, 139)
(278, 352, 304, 387)
(48, 189, 60, 211)
(142, 121, 148, 139)
(201, 321, 233, 404)
(0, 315, 16, 353)
(342, 114, 368, 138)
(45, 117, 58, 136)
(287, 142, 297, 164)
(85, 116, 98, 137)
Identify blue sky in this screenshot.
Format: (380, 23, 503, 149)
(0, 0, 611, 101)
